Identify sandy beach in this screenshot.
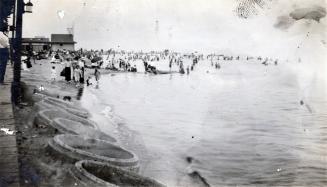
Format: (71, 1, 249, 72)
(1, 1, 325, 186)
(14, 59, 163, 187)
(6, 53, 327, 187)
(15, 59, 90, 186)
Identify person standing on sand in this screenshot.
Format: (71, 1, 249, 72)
(94, 68, 101, 82)
(50, 54, 56, 63)
(51, 66, 57, 81)
(78, 59, 85, 83)
(74, 66, 81, 83)
(64, 59, 72, 82)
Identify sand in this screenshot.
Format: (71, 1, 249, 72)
(13, 59, 117, 186)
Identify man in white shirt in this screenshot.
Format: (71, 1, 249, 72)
(0, 32, 9, 48)
(0, 32, 9, 84)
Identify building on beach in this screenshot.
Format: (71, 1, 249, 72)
(51, 34, 76, 51)
(21, 37, 51, 52)
(19, 34, 77, 52)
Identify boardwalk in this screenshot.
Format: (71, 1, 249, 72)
(0, 64, 20, 187)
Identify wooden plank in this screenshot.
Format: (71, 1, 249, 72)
(0, 155, 18, 163)
(0, 118, 15, 126)
(0, 144, 18, 149)
(0, 135, 17, 143)
(0, 162, 19, 171)
(0, 64, 20, 186)
(0, 168, 19, 174)
(0, 175, 20, 183)
(0, 147, 18, 155)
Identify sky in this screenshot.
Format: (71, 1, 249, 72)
(23, 0, 326, 59)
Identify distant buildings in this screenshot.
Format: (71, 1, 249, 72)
(21, 34, 76, 52)
(50, 34, 76, 51)
(22, 37, 50, 52)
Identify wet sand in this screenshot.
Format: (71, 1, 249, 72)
(13, 59, 126, 186)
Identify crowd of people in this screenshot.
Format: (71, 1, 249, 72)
(44, 49, 104, 87)
(103, 50, 205, 75)
(22, 48, 281, 88)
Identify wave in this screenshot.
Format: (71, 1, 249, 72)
(100, 105, 124, 125)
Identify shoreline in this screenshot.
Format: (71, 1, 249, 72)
(14, 59, 163, 186)
(80, 87, 153, 174)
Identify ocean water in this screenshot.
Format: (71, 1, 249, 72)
(81, 59, 327, 187)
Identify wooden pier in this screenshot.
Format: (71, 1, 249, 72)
(0, 64, 20, 187)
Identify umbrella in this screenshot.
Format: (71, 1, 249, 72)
(81, 57, 91, 66)
(91, 56, 102, 63)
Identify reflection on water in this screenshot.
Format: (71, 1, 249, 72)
(76, 87, 84, 100)
(81, 60, 327, 186)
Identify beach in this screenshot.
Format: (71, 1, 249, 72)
(1, 0, 326, 186)
(10, 52, 327, 187)
(81, 57, 327, 186)
(14, 59, 164, 186)
(14, 59, 89, 186)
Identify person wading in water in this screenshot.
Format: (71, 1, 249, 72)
(94, 68, 101, 83)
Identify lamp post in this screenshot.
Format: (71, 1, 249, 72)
(24, 0, 33, 13)
(11, 0, 33, 104)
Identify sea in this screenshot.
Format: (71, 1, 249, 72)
(81, 58, 327, 187)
